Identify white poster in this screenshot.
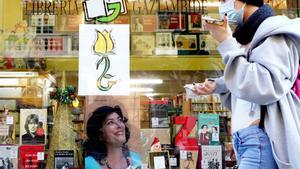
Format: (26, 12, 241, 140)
(20, 109, 47, 145)
(79, 24, 130, 95)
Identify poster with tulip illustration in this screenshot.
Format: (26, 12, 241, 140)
(79, 24, 130, 95)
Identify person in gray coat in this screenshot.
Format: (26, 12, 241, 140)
(194, 0, 300, 168)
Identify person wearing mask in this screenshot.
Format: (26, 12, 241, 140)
(84, 106, 141, 169)
(194, 0, 300, 168)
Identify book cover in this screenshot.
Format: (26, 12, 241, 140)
(140, 128, 171, 164)
(198, 113, 220, 145)
(200, 145, 222, 169)
(19, 145, 44, 169)
(199, 34, 219, 55)
(174, 34, 198, 51)
(56, 15, 83, 32)
(20, 109, 47, 145)
(188, 13, 203, 32)
(131, 34, 155, 56)
(143, 15, 157, 32)
(157, 13, 185, 31)
(172, 116, 198, 150)
(54, 150, 74, 169)
(131, 15, 157, 32)
(0, 111, 16, 144)
(156, 32, 173, 49)
(0, 145, 18, 169)
(150, 100, 169, 128)
(179, 150, 198, 169)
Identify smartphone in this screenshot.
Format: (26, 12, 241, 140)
(202, 15, 224, 25)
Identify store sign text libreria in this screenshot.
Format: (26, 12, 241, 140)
(24, 0, 81, 15)
(24, 0, 206, 16)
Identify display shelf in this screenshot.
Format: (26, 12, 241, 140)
(45, 55, 225, 71)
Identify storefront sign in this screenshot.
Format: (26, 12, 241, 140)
(82, 0, 127, 23)
(24, 0, 81, 15)
(131, 0, 206, 14)
(79, 24, 130, 95)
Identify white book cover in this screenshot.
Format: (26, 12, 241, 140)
(0, 145, 18, 169)
(201, 145, 222, 169)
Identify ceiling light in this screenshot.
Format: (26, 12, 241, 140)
(130, 87, 154, 93)
(0, 71, 39, 77)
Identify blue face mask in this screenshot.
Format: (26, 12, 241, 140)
(219, 0, 246, 25)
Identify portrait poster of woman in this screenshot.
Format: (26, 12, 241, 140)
(20, 109, 47, 145)
(84, 96, 142, 168)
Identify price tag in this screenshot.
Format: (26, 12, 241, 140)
(180, 150, 187, 159)
(37, 152, 44, 161)
(6, 116, 13, 125)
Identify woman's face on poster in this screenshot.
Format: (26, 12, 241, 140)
(28, 119, 38, 134)
(102, 112, 126, 146)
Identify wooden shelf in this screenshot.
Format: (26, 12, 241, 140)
(46, 55, 225, 71)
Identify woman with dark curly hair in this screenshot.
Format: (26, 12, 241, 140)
(84, 106, 141, 169)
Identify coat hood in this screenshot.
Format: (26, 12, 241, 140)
(251, 15, 300, 50)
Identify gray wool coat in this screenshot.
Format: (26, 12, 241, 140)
(214, 15, 300, 169)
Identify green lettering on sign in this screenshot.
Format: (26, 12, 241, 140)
(97, 2, 121, 23)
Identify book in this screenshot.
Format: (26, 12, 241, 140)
(140, 129, 171, 164)
(131, 15, 157, 32)
(199, 34, 219, 55)
(131, 34, 155, 56)
(198, 113, 220, 145)
(174, 34, 198, 51)
(179, 150, 198, 169)
(0, 111, 16, 144)
(19, 145, 44, 169)
(200, 145, 222, 169)
(172, 116, 198, 150)
(54, 150, 74, 169)
(0, 145, 18, 169)
(56, 15, 83, 32)
(155, 32, 177, 55)
(157, 13, 186, 31)
(150, 100, 169, 128)
(188, 13, 203, 32)
(20, 109, 47, 145)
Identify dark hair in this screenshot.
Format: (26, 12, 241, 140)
(83, 106, 130, 165)
(201, 124, 208, 129)
(24, 114, 39, 133)
(239, 0, 263, 7)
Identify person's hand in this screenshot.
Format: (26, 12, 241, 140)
(203, 14, 232, 43)
(193, 79, 216, 95)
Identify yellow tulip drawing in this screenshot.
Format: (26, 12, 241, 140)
(93, 29, 116, 91)
(94, 30, 114, 54)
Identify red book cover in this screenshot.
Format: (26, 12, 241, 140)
(19, 145, 44, 169)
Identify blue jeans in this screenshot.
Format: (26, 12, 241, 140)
(233, 125, 278, 169)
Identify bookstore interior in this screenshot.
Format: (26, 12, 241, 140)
(0, 0, 299, 169)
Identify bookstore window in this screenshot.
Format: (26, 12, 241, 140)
(0, 0, 299, 168)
